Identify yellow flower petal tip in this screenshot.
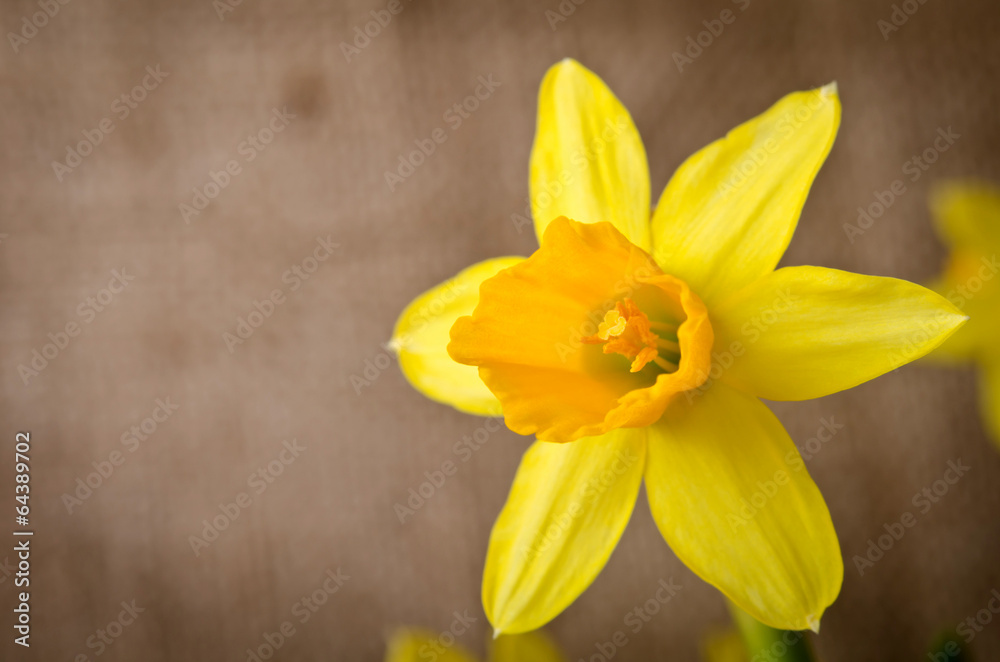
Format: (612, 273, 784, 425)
(820, 81, 838, 97)
(806, 615, 821, 634)
(549, 58, 590, 79)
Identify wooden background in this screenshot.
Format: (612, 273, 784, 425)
(2, 0, 999, 659)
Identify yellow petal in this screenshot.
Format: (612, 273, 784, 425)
(391, 257, 524, 415)
(490, 631, 566, 662)
(711, 266, 968, 401)
(931, 181, 1000, 251)
(483, 429, 646, 634)
(978, 362, 1000, 450)
(530, 59, 651, 250)
(645, 382, 842, 631)
(449, 218, 712, 443)
(650, 84, 840, 304)
(384, 628, 479, 662)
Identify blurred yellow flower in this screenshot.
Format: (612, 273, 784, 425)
(701, 629, 749, 662)
(926, 182, 1000, 447)
(392, 59, 965, 635)
(385, 627, 565, 662)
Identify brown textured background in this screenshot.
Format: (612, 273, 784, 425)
(2, 0, 1000, 660)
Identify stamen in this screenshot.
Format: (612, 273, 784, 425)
(653, 356, 678, 372)
(582, 298, 681, 374)
(595, 309, 628, 340)
(648, 320, 678, 333)
(655, 338, 680, 354)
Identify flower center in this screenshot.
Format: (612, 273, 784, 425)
(447, 217, 716, 443)
(583, 298, 680, 373)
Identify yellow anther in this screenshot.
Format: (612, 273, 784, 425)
(596, 309, 628, 340)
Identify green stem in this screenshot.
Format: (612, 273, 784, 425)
(726, 601, 815, 662)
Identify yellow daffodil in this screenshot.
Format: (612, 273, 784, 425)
(925, 182, 1000, 447)
(391, 59, 966, 635)
(385, 627, 565, 662)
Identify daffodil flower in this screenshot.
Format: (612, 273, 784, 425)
(925, 182, 1000, 447)
(385, 628, 565, 662)
(391, 60, 966, 635)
